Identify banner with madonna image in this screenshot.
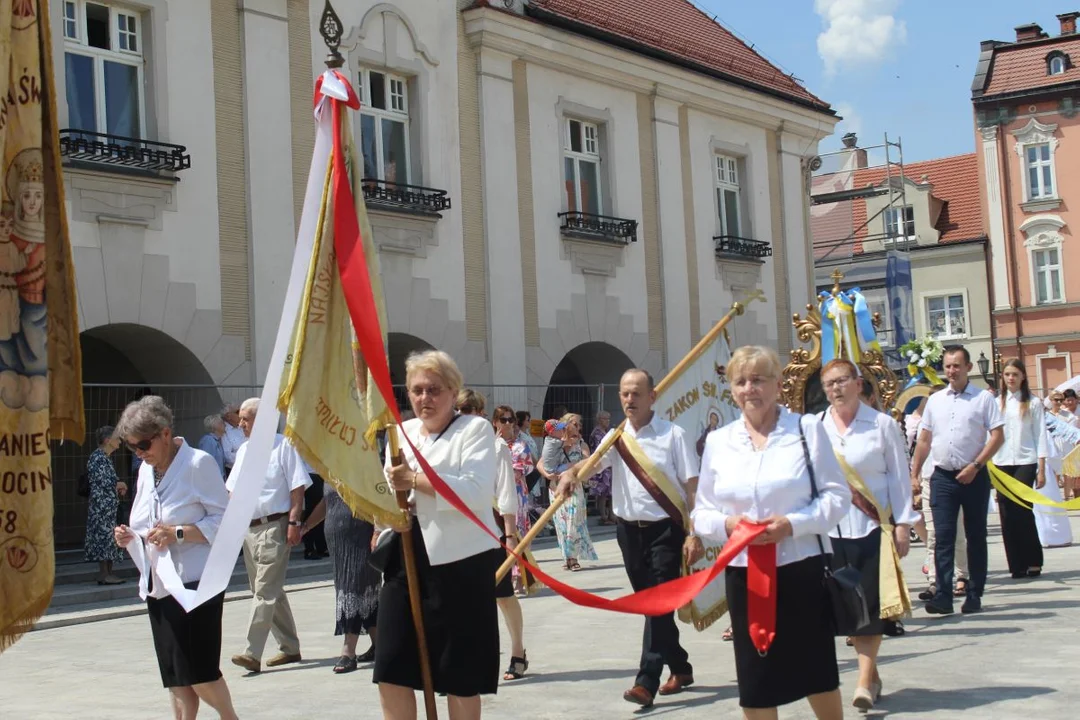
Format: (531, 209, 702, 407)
(1, 1, 85, 653)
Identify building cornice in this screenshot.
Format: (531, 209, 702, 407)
(461, 7, 837, 142)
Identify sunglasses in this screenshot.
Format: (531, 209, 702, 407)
(497, 416, 515, 424)
(126, 433, 158, 453)
(1052, 397, 1064, 403)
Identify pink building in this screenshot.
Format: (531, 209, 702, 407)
(974, 12, 1080, 393)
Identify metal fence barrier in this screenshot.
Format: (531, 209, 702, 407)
(54, 383, 618, 551)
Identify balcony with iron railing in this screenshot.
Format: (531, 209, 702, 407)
(713, 235, 772, 260)
(558, 211, 637, 244)
(59, 129, 191, 176)
(361, 179, 451, 216)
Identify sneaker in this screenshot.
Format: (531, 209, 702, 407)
(265, 652, 302, 667)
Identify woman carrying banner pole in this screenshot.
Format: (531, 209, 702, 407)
(819, 359, 917, 711)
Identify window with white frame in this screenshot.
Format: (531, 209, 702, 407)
(63, 1, 144, 138)
(563, 119, 602, 215)
(925, 293, 967, 339)
(1033, 247, 1064, 304)
(1049, 53, 1068, 75)
(883, 205, 915, 244)
(358, 68, 410, 184)
(1025, 143, 1055, 199)
(715, 154, 741, 237)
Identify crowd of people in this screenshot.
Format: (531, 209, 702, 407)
(86, 341, 1078, 720)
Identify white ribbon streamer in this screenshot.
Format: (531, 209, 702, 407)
(134, 93, 334, 612)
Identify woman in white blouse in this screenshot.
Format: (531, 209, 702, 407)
(992, 359, 1048, 578)
(112, 396, 238, 720)
(379, 351, 501, 719)
(692, 346, 850, 720)
(820, 359, 919, 711)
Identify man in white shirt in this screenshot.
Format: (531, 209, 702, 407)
(911, 346, 1004, 615)
(221, 403, 247, 477)
(226, 398, 312, 673)
(557, 369, 702, 709)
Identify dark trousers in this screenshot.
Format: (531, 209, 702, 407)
(616, 518, 691, 694)
(930, 466, 991, 605)
(996, 464, 1044, 575)
(303, 473, 327, 556)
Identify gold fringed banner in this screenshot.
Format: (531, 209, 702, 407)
(0, 0, 85, 654)
(277, 106, 401, 530)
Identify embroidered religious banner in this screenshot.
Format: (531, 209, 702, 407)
(655, 331, 738, 631)
(0, 0, 85, 653)
(277, 77, 401, 528)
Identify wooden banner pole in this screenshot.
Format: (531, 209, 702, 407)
(497, 294, 762, 582)
(387, 426, 439, 720)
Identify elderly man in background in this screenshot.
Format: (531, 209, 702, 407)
(227, 398, 312, 674)
(221, 403, 247, 477)
(198, 414, 227, 479)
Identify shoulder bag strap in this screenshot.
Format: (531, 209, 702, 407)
(798, 416, 830, 558)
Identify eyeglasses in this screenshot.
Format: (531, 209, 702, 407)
(497, 416, 515, 424)
(824, 376, 855, 390)
(126, 433, 158, 454)
(409, 384, 444, 399)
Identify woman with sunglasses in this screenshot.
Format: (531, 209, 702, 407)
(112, 395, 238, 720)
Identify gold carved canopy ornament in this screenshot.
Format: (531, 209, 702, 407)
(781, 270, 900, 417)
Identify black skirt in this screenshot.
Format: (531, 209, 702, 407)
(830, 528, 884, 636)
(373, 521, 500, 697)
(146, 582, 225, 688)
(726, 556, 839, 709)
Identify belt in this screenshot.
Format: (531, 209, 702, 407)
(250, 512, 288, 528)
(617, 517, 668, 528)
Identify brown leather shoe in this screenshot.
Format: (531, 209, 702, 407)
(623, 685, 654, 707)
(265, 652, 302, 667)
(659, 673, 695, 696)
(231, 654, 260, 673)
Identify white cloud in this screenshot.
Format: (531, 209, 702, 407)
(815, 0, 907, 76)
(835, 102, 862, 137)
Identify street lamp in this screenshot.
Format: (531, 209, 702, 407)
(977, 351, 990, 379)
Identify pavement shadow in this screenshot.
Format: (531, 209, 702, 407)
(869, 685, 1054, 715)
(631, 685, 740, 715)
(984, 598, 1078, 612)
(528, 586, 622, 599)
(507, 667, 636, 685)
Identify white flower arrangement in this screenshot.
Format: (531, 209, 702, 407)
(899, 336, 945, 368)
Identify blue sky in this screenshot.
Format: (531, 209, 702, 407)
(695, 0, 1072, 163)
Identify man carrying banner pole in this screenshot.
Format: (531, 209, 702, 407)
(0, 0, 85, 653)
(555, 369, 702, 708)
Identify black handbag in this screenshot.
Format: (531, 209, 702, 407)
(798, 418, 871, 636)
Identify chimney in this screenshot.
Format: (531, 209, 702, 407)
(1015, 23, 1047, 42)
(841, 132, 858, 148)
(1059, 12, 1080, 35)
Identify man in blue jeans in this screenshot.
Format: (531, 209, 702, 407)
(910, 345, 1004, 615)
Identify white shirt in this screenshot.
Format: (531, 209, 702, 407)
(823, 403, 921, 539)
(692, 408, 851, 567)
(919, 382, 1004, 471)
(494, 436, 518, 517)
(905, 411, 934, 478)
(128, 439, 229, 599)
(386, 414, 500, 566)
(992, 391, 1049, 466)
(594, 414, 699, 523)
(221, 423, 247, 466)
(226, 434, 312, 519)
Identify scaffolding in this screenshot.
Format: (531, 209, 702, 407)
(809, 132, 910, 263)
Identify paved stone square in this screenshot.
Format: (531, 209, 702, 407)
(3, 515, 1080, 719)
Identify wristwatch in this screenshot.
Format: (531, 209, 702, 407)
(174, 526, 185, 545)
(972, 461, 984, 470)
(288, 520, 303, 527)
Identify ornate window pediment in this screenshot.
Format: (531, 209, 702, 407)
(1020, 214, 1066, 249)
(1013, 118, 1059, 156)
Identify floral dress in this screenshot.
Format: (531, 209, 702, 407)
(588, 426, 613, 498)
(84, 448, 124, 562)
(509, 437, 536, 585)
(550, 439, 597, 563)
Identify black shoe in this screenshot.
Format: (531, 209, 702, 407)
(1028, 568, 1042, 578)
(1010, 571, 1027, 579)
(925, 600, 954, 615)
(917, 583, 937, 601)
(355, 645, 376, 663)
(961, 597, 983, 614)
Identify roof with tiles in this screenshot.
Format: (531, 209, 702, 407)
(810, 153, 984, 259)
(982, 36, 1080, 97)
(523, 0, 831, 111)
